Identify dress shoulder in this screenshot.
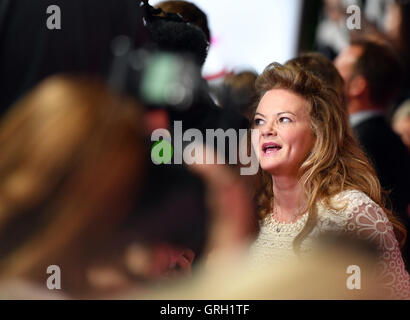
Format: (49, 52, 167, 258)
(315, 189, 378, 233)
(323, 189, 409, 299)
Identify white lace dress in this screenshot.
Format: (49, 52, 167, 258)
(249, 190, 410, 299)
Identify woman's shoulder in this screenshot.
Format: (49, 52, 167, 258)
(317, 189, 384, 224)
(328, 189, 380, 211)
(332, 189, 373, 201)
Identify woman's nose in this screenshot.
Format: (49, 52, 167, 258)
(261, 122, 276, 137)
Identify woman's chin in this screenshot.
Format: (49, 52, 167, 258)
(260, 164, 280, 176)
(261, 164, 298, 178)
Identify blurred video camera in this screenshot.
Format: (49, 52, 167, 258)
(108, 0, 206, 111)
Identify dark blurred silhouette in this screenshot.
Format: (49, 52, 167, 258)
(0, 0, 148, 118)
(154, 0, 211, 44)
(147, 19, 209, 68)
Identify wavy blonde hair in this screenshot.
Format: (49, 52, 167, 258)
(252, 62, 406, 252)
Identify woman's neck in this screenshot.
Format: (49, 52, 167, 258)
(271, 175, 305, 222)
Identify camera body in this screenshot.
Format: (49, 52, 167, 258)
(108, 0, 207, 111)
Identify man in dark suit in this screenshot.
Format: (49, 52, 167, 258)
(335, 39, 410, 268)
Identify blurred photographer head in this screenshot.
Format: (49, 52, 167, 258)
(154, 1, 211, 44)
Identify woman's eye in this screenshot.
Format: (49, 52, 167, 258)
(254, 118, 264, 126)
(279, 117, 292, 123)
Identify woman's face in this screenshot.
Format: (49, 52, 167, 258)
(252, 89, 315, 177)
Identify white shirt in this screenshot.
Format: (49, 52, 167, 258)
(349, 110, 385, 128)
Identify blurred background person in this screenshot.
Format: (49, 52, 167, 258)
(384, 0, 410, 103)
(154, 0, 211, 45)
(214, 70, 258, 122)
(364, 0, 390, 30)
(315, 0, 358, 59)
(334, 39, 410, 268)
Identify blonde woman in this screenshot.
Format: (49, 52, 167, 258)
(249, 62, 409, 299)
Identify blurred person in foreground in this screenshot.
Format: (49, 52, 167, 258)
(247, 62, 409, 299)
(118, 148, 259, 299)
(0, 76, 247, 299)
(145, 234, 389, 299)
(334, 39, 410, 267)
(0, 75, 205, 299)
(0, 75, 147, 298)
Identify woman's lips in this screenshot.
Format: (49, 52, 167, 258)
(262, 142, 282, 155)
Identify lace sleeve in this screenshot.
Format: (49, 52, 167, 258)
(342, 191, 410, 299)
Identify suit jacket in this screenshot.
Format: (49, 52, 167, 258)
(353, 115, 410, 221)
(353, 114, 410, 270)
